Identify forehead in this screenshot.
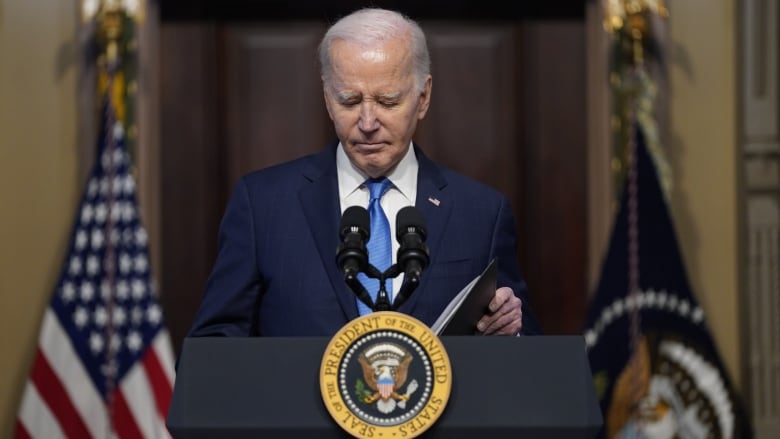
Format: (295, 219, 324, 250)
(327, 39, 413, 93)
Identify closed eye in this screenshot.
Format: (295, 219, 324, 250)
(376, 92, 402, 108)
(339, 98, 361, 107)
(377, 100, 399, 108)
(335, 91, 362, 107)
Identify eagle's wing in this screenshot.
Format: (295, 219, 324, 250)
(359, 355, 378, 391)
(394, 354, 413, 388)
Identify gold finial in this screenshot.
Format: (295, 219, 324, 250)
(604, 0, 668, 34)
(98, 2, 123, 65)
(604, 0, 673, 204)
(84, 0, 142, 160)
(82, 0, 144, 23)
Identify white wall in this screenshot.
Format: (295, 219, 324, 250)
(668, 0, 740, 387)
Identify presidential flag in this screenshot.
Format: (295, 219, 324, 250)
(584, 126, 751, 438)
(15, 99, 174, 438)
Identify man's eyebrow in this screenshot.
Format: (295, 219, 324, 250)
(376, 91, 402, 101)
(335, 91, 360, 101)
(334, 90, 403, 102)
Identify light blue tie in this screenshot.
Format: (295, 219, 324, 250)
(357, 178, 393, 315)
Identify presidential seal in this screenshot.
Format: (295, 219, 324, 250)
(320, 311, 451, 439)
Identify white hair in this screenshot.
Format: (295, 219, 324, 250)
(318, 8, 431, 93)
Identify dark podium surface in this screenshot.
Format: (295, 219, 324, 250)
(168, 336, 602, 438)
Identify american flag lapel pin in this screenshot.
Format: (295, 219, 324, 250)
(428, 196, 441, 207)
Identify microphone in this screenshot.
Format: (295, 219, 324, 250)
(337, 206, 376, 311)
(396, 206, 430, 277)
(336, 206, 370, 280)
(393, 206, 429, 308)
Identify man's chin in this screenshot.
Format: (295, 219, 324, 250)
(362, 166, 390, 179)
(354, 159, 393, 179)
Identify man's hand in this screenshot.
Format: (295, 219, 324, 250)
(476, 287, 523, 335)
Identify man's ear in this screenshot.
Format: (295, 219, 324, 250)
(417, 75, 432, 120)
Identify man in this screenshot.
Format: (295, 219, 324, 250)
(188, 8, 540, 337)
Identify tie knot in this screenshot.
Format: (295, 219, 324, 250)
(365, 178, 392, 201)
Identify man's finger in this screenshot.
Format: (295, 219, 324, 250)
(489, 287, 514, 312)
(482, 298, 521, 334)
(479, 293, 521, 334)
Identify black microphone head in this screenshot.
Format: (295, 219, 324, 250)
(396, 206, 427, 241)
(340, 206, 370, 240)
(337, 206, 370, 278)
(394, 206, 429, 304)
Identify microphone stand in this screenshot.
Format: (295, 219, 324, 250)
(344, 263, 421, 312)
(344, 274, 375, 311)
(392, 272, 420, 310)
(373, 265, 400, 311)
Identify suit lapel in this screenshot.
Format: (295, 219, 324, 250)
(299, 145, 359, 321)
(398, 145, 452, 314)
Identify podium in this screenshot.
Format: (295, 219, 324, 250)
(167, 336, 602, 438)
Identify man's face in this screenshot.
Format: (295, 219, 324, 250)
(323, 37, 432, 178)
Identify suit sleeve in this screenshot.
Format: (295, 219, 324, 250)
(490, 195, 542, 335)
(187, 177, 263, 336)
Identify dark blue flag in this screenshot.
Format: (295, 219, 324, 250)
(584, 125, 751, 439)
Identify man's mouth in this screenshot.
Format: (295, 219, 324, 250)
(354, 142, 386, 150)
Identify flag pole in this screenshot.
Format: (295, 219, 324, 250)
(603, 0, 671, 204)
(603, 0, 669, 430)
(97, 2, 124, 434)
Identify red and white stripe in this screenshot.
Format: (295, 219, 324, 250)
(16, 309, 174, 439)
(378, 383, 394, 400)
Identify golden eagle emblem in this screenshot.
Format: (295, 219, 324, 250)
(357, 343, 419, 414)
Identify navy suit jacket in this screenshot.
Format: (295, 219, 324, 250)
(188, 144, 540, 337)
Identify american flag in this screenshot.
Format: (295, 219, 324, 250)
(15, 101, 174, 438)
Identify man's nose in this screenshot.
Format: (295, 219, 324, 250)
(358, 102, 380, 132)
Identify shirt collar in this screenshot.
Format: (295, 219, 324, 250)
(336, 142, 418, 203)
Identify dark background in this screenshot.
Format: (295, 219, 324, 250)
(160, 1, 586, 21)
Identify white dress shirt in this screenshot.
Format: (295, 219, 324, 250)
(336, 142, 418, 300)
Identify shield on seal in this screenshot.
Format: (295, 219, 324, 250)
(377, 375, 394, 399)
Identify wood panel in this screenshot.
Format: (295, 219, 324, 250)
(159, 23, 224, 351)
(160, 0, 586, 21)
(223, 24, 332, 187)
(520, 21, 588, 334)
(415, 24, 519, 206)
